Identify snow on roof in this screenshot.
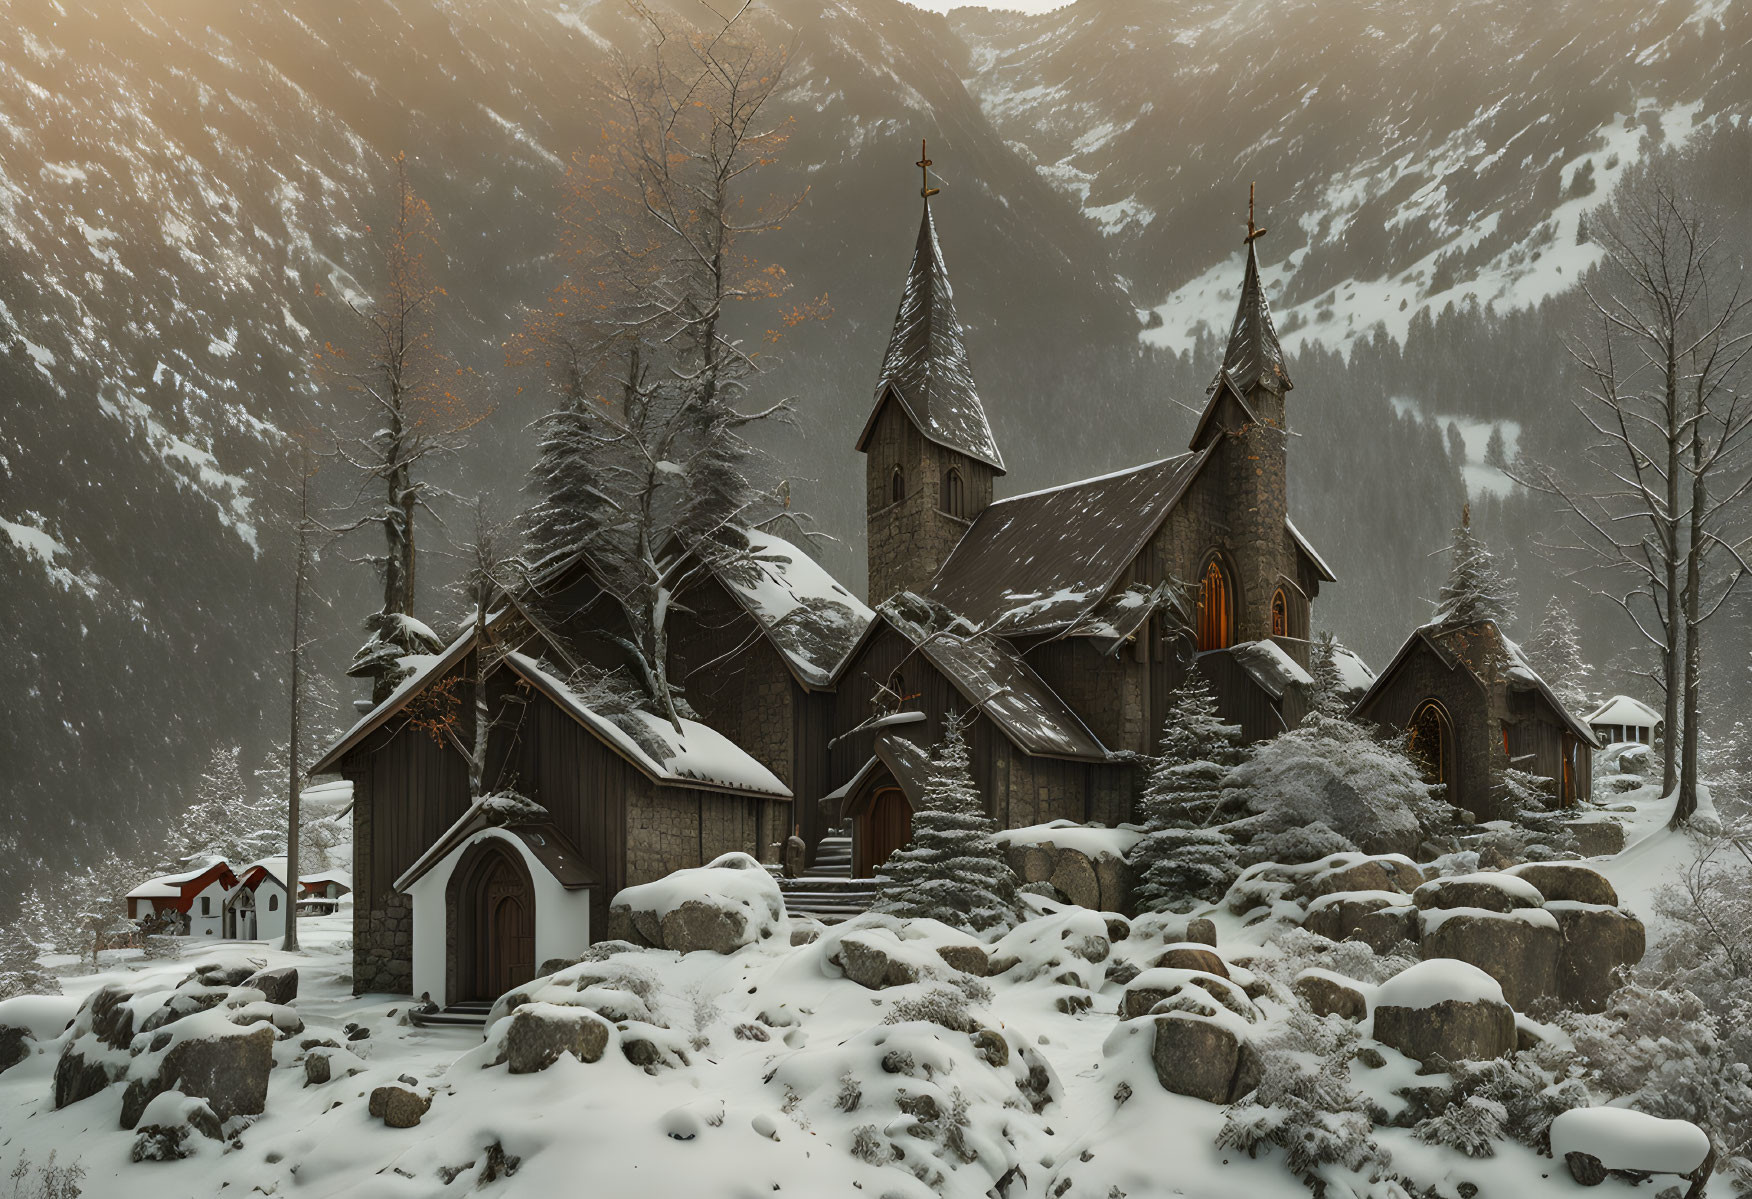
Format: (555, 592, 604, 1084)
(242, 857, 288, 888)
(1285, 517, 1338, 583)
(880, 599, 1109, 762)
(1584, 694, 1661, 728)
(1370, 959, 1505, 1011)
(127, 859, 228, 898)
(857, 201, 1004, 471)
(1227, 639, 1314, 700)
(311, 629, 475, 773)
(925, 452, 1208, 636)
(301, 869, 352, 890)
(1330, 645, 1376, 695)
(1549, 1108, 1711, 1176)
(505, 653, 792, 798)
(710, 528, 874, 687)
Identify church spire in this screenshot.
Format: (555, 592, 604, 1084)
(1210, 183, 1292, 398)
(855, 141, 1004, 473)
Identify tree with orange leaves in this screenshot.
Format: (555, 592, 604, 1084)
(517, 3, 822, 729)
(321, 153, 489, 704)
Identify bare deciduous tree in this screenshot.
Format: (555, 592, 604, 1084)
(321, 153, 488, 703)
(515, 3, 821, 729)
(1514, 163, 1752, 826)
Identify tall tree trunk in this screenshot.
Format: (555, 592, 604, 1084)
(1672, 427, 1707, 828)
(283, 448, 309, 952)
(470, 597, 490, 798)
(1660, 343, 1683, 797)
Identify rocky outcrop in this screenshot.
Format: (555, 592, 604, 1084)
(1152, 944, 1229, 978)
(1412, 872, 1545, 913)
(120, 1023, 275, 1129)
(1001, 837, 1131, 913)
(1303, 892, 1419, 954)
(1150, 1015, 1261, 1105)
(935, 944, 989, 977)
(838, 935, 920, 990)
(503, 1005, 612, 1074)
(1418, 908, 1561, 1012)
(1370, 960, 1516, 1067)
(1505, 863, 1618, 907)
(1547, 903, 1646, 1013)
(129, 1092, 222, 1162)
(1296, 856, 1425, 900)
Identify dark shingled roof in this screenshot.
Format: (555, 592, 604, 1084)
(856, 201, 1004, 472)
(1209, 241, 1292, 398)
(881, 597, 1110, 762)
(924, 452, 1210, 636)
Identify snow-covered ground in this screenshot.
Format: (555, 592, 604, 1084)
(0, 786, 1723, 1198)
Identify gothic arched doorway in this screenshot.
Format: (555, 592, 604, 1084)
(448, 838, 537, 1002)
(1407, 699, 1455, 794)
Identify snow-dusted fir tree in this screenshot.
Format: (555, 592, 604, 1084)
(873, 717, 1021, 934)
(1434, 504, 1514, 629)
(1524, 597, 1593, 713)
(1307, 630, 1352, 718)
(0, 894, 59, 999)
(1128, 674, 1247, 913)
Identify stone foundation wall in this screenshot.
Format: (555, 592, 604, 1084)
(349, 767, 414, 995)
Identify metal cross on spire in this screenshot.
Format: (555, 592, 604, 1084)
(1244, 181, 1267, 245)
(918, 139, 940, 199)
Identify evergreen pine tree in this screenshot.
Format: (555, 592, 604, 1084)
(1434, 504, 1514, 629)
(872, 718, 1022, 934)
(1523, 597, 1593, 713)
(1483, 425, 1509, 470)
(0, 919, 60, 999)
(1308, 631, 1351, 717)
(1129, 674, 1247, 914)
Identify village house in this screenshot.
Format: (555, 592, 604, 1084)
(316, 169, 1595, 1006)
(126, 860, 237, 937)
(1584, 695, 1663, 747)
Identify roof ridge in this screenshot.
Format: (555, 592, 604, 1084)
(987, 452, 1197, 507)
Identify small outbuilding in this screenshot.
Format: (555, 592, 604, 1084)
(1584, 695, 1662, 748)
(227, 858, 291, 942)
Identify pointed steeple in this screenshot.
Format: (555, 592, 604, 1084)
(856, 143, 1004, 473)
(1208, 184, 1292, 398)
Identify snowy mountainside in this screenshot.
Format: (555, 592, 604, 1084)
(951, 0, 1752, 354)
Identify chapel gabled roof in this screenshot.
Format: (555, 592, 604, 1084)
(922, 451, 1210, 636)
(1208, 238, 1292, 400)
(855, 200, 1005, 472)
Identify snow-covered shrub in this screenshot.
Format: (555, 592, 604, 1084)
(1409, 1056, 1589, 1157)
(1239, 820, 1358, 868)
(1257, 927, 1416, 989)
(883, 985, 979, 1033)
(1559, 980, 1752, 1177)
(873, 719, 1020, 933)
(1217, 1009, 1390, 1192)
(1476, 768, 1577, 861)
(0, 924, 60, 999)
(1222, 712, 1450, 860)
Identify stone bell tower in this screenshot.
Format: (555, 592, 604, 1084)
(854, 141, 1005, 604)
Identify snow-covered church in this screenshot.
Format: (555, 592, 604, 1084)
(315, 177, 1590, 1004)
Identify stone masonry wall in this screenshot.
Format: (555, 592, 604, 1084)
(864, 398, 993, 601)
(348, 767, 413, 995)
(1356, 641, 1507, 820)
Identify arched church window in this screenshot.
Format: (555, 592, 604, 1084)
(942, 468, 965, 518)
(269, 893, 279, 912)
(891, 466, 905, 505)
(1407, 700, 1453, 788)
(1196, 558, 1233, 651)
(1271, 589, 1288, 638)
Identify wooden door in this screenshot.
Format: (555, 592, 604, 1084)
(863, 787, 912, 875)
(454, 841, 537, 1002)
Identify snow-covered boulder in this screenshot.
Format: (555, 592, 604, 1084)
(1546, 902, 1646, 1013)
(1293, 969, 1369, 1022)
(0, 994, 74, 1075)
(54, 984, 139, 1108)
(241, 966, 298, 1006)
(369, 1083, 430, 1128)
(996, 822, 1139, 912)
(1149, 1011, 1262, 1105)
(503, 1003, 613, 1074)
(119, 1012, 275, 1129)
(1550, 1107, 1713, 1189)
(1302, 890, 1419, 954)
(1152, 943, 1229, 978)
(1505, 862, 1618, 907)
(607, 852, 785, 954)
(1412, 871, 1546, 913)
(1369, 960, 1516, 1067)
(129, 1091, 222, 1162)
(1418, 905, 1561, 1012)
(1120, 966, 1257, 1024)
(1294, 854, 1425, 899)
